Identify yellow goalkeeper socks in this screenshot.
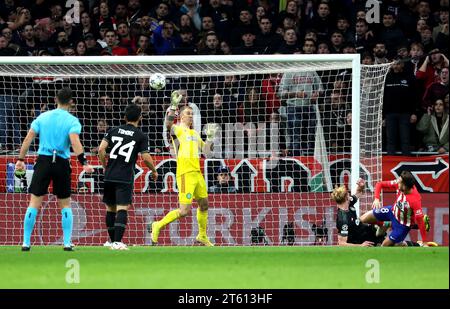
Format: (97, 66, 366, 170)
(197, 209, 208, 237)
(158, 209, 181, 229)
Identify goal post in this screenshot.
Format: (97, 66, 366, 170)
(0, 55, 391, 246)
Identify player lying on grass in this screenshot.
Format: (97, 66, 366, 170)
(333, 178, 431, 247)
(15, 88, 94, 251)
(359, 171, 434, 247)
(98, 104, 158, 250)
(333, 178, 385, 247)
(148, 91, 217, 246)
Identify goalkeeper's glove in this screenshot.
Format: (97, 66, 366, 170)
(205, 123, 219, 142)
(170, 90, 183, 111)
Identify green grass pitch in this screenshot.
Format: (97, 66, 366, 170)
(0, 246, 448, 289)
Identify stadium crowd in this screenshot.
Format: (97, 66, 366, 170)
(0, 0, 449, 156)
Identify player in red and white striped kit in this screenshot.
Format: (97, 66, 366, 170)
(360, 171, 428, 247)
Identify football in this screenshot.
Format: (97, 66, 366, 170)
(149, 73, 166, 90)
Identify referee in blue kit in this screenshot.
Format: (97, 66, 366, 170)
(15, 88, 94, 251)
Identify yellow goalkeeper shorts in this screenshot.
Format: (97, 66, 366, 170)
(177, 172, 208, 205)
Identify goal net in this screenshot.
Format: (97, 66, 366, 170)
(0, 55, 391, 246)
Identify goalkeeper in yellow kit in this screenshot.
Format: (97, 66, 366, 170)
(148, 91, 217, 246)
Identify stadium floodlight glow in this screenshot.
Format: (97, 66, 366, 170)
(0, 55, 391, 246)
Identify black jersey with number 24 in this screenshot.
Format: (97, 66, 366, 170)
(103, 124, 149, 184)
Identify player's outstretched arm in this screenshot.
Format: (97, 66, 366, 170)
(142, 152, 158, 181)
(165, 91, 183, 131)
(353, 178, 366, 199)
(15, 129, 37, 171)
(70, 133, 94, 173)
(337, 235, 374, 247)
(372, 179, 398, 208)
(202, 123, 218, 157)
(97, 139, 109, 169)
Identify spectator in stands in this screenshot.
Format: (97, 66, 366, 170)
(0, 34, 16, 55)
(317, 41, 330, 54)
(417, 0, 436, 28)
(238, 87, 265, 124)
(230, 8, 256, 47)
(198, 15, 216, 42)
(152, 21, 179, 55)
(379, 11, 405, 59)
(417, 99, 449, 153)
(220, 40, 232, 55)
(304, 29, 318, 43)
(383, 58, 418, 155)
(97, 95, 123, 128)
(373, 42, 389, 64)
(136, 34, 155, 55)
(278, 0, 303, 31)
(233, 28, 259, 54)
(262, 73, 281, 119)
(419, 25, 435, 54)
(74, 40, 86, 56)
(302, 38, 317, 54)
(209, 166, 237, 193)
(306, 1, 333, 42)
(61, 14, 82, 45)
(329, 30, 344, 54)
(0, 77, 21, 153)
(276, 27, 300, 54)
(423, 67, 449, 111)
(219, 75, 239, 120)
(205, 92, 232, 125)
(445, 94, 450, 113)
(128, 0, 143, 25)
(397, 0, 421, 39)
(354, 18, 374, 55)
(114, 2, 129, 25)
(361, 51, 374, 65)
(179, 0, 201, 31)
(177, 13, 193, 30)
(20, 24, 39, 56)
(198, 31, 220, 55)
(139, 15, 152, 37)
(322, 89, 349, 153)
(279, 68, 323, 156)
(86, 119, 109, 154)
(199, 0, 232, 41)
(342, 42, 357, 54)
(254, 5, 267, 24)
(104, 29, 129, 55)
(150, 2, 171, 30)
(84, 32, 103, 55)
(409, 42, 425, 74)
(170, 26, 194, 55)
(80, 11, 97, 38)
(268, 112, 288, 157)
(433, 6, 449, 54)
(255, 16, 283, 54)
(416, 49, 449, 88)
(336, 15, 354, 44)
(117, 22, 137, 54)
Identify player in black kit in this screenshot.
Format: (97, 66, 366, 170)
(332, 178, 384, 247)
(98, 104, 158, 250)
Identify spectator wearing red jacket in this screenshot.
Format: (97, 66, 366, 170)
(416, 49, 449, 88)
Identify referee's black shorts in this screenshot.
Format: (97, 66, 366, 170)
(103, 181, 134, 206)
(29, 155, 72, 199)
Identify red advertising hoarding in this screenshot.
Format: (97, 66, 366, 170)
(0, 193, 447, 246)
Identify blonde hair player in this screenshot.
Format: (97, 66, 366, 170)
(148, 91, 217, 246)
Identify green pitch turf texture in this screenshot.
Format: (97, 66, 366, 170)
(0, 246, 447, 289)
